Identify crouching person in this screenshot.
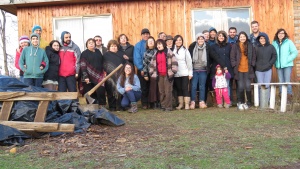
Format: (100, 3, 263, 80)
(117, 63, 142, 113)
(149, 39, 178, 111)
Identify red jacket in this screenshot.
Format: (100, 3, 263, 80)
(15, 48, 22, 70)
(59, 41, 81, 77)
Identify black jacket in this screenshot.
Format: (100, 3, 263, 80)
(119, 42, 134, 64)
(188, 41, 221, 75)
(255, 33, 277, 72)
(44, 46, 60, 81)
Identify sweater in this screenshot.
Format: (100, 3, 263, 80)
(59, 40, 81, 77)
(142, 48, 157, 77)
(255, 33, 277, 72)
(134, 39, 147, 70)
(19, 46, 49, 78)
(44, 46, 60, 81)
(238, 43, 248, 72)
(173, 46, 193, 77)
(117, 74, 141, 95)
(272, 39, 298, 69)
(156, 51, 167, 76)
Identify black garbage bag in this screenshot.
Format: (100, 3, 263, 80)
(90, 108, 125, 126)
(52, 112, 91, 133)
(57, 100, 73, 114)
(0, 75, 28, 89)
(0, 124, 31, 146)
(10, 101, 39, 121)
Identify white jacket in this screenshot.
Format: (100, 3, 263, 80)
(173, 46, 193, 77)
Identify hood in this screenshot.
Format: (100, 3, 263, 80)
(256, 32, 270, 46)
(46, 46, 59, 54)
(209, 27, 217, 33)
(60, 31, 70, 45)
(30, 33, 40, 47)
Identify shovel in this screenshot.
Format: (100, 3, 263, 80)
(84, 64, 123, 104)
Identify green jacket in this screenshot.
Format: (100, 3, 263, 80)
(272, 39, 298, 69)
(19, 46, 49, 78)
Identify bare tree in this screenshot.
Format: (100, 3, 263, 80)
(0, 10, 8, 75)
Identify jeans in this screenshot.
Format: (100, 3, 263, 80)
(58, 75, 77, 92)
(137, 70, 149, 106)
(238, 72, 251, 92)
(226, 78, 233, 102)
(255, 69, 272, 101)
(19, 76, 24, 83)
(121, 90, 142, 107)
(24, 78, 43, 87)
(191, 71, 207, 102)
(277, 66, 293, 94)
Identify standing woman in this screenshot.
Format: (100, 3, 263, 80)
(79, 38, 106, 107)
(272, 29, 298, 100)
(173, 35, 193, 110)
(149, 39, 178, 111)
(15, 35, 30, 82)
(117, 63, 141, 113)
(230, 32, 256, 110)
(255, 33, 277, 102)
(103, 40, 127, 111)
(43, 40, 61, 90)
(142, 36, 159, 109)
(188, 33, 220, 109)
(210, 31, 234, 104)
(118, 34, 134, 64)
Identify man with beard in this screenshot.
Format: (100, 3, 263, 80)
(228, 27, 238, 45)
(58, 31, 81, 92)
(250, 21, 265, 47)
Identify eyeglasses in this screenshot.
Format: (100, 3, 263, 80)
(125, 67, 132, 70)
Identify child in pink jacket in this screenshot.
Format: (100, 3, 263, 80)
(212, 65, 231, 108)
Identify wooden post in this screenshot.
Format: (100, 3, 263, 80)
(269, 85, 276, 109)
(34, 101, 50, 122)
(254, 84, 259, 107)
(0, 101, 14, 120)
(280, 84, 288, 113)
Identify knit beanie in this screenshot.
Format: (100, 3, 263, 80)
(195, 33, 205, 40)
(30, 33, 40, 46)
(209, 27, 217, 33)
(32, 25, 42, 33)
(19, 35, 30, 45)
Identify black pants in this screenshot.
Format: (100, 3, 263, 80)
(83, 82, 106, 105)
(238, 72, 251, 103)
(58, 75, 77, 92)
(174, 76, 190, 97)
(137, 70, 150, 106)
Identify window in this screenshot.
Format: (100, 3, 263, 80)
(191, 7, 251, 41)
(53, 15, 113, 52)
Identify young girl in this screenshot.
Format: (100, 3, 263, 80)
(212, 65, 231, 108)
(117, 63, 141, 113)
(15, 35, 30, 82)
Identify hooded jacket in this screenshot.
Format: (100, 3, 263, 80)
(44, 46, 60, 81)
(173, 46, 193, 77)
(255, 33, 277, 72)
(59, 31, 81, 77)
(134, 39, 147, 70)
(272, 38, 298, 69)
(19, 33, 49, 78)
(119, 42, 134, 64)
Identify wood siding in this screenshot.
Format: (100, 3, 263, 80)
(17, 0, 296, 81)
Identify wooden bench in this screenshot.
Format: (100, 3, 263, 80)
(251, 83, 300, 112)
(0, 92, 78, 136)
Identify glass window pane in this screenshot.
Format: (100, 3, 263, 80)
(223, 8, 251, 35)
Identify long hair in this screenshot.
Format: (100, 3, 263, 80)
(117, 34, 129, 44)
(173, 35, 185, 54)
(237, 31, 249, 56)
(216, 31, 228, 47)
(119, 62, 135, 88)
(146, 36, 155, 50)
(274, 28, 289, 42)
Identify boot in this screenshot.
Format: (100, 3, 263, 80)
(176, 96, 184, 110)
(190, 101, 195, 109)
(246, 91, 252, 107)
(128, 102, 138, 113)
(184, 97, 190, 110)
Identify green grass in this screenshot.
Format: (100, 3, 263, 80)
(1, 108, 300, 169)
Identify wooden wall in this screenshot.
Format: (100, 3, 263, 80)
(17, 0, 296, 81)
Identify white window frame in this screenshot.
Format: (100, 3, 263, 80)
(191, 7, 252, 41)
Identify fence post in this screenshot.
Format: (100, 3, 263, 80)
(270, 85, 276, 109)
(254, 84, 259, 107)
(280, 84, 288, 113)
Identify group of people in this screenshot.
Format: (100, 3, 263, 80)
(15, 20, 298, 113)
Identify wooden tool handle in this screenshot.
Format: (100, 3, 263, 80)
(87, 64, 123, 96)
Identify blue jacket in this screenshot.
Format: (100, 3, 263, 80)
(272, 39, 298, 69)
(134, 40, 147, 70)
(117, 74, 141, 95)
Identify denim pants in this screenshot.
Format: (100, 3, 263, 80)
(277, 66, 293, 94)
(191, 71, 207, 102)
(121, 90, 142, 107)
(58, 75, 77, 92)
(24, 78, 43, 87)
(255, 69, 272, 101)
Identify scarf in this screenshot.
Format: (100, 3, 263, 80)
(193, 42, 207, 66)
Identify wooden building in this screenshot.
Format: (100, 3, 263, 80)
(0, 0, 299, 81)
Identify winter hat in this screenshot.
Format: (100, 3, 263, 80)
(195, 33, 205, 40)
(32, 25, 42, 33)
(209, 27, 217, 33)
(141, 28, 150, 35)
(19, 35, 30, 45)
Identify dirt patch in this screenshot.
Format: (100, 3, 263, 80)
(262, 162, 300, 169)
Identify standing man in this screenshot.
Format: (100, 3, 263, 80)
(158, 32, 167, 40)
(32, 25, 48, 49)
(94, 35, 107, 55)
(250, 21, 265, 47)
(208, 27, 217, 46)
(202, 30, 209, 42)
(19, 33, 49, 87)
(58, 31, 81, 92)
(228, 27, 238, 45)
(134, 28, 150, 109)
(166, 35, 173, 49)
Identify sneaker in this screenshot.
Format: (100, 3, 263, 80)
(217, 104, 223, 108)
(199, 101, 207, 109)
(190, 101, 195, 109)
(243, 103, 249, 110)
(237, 103, 244, 111)
(224, 104, 230, 109)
